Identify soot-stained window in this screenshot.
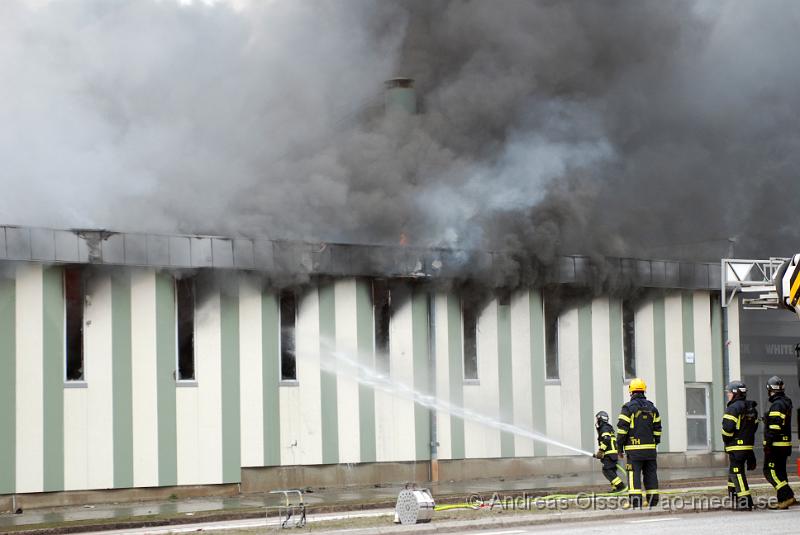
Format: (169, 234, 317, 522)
(373, 280, 391, 373)
(463, 303, 478, 381)
(543, 293, 559, 380)
(280, 290, 297, 381)
(64, 267, 84, 382)
(623, 300, 636, 379)
(176, 278, 195, 381)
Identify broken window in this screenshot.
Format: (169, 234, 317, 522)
(64, 267, 84, 382)
(280, 290, 297, 381)
(463, 303, 478, 381)
(176, 278, 195, 381)
(623, 300, 636, 379)
(373, 280, 391, 373)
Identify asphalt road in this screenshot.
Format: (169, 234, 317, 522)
(459, 508, 800, 535)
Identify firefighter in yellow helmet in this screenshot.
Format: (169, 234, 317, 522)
(616, 378, 662, 508)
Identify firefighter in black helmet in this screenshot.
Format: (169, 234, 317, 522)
(763, 376, 796, 509)
(593, 411, 625, 492)
(616, 378, 661, 508)
(721, 380, 759, 510)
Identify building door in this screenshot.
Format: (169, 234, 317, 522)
(686, 384, 711, 450)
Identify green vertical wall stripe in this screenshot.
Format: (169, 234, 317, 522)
(412, 289, 430, 461)
(652, 297, 670, 451)
(355, 279, 376, 463)
(262, 292, 281, 466)
(608, 299, 624, 416)
(42, 267, 64, 492)
(0, 278, 15, 494)
(447, 295, 465, 459)
(111, 272, 134, 489)
(319, 283, 339, 464)
(155, 273, 177, 486)
(529, 290, 547, 457)
(578, 302, 594, 453)
(710, 293, 724, 452)
(497, 300, 514, 457)
(682, 293, 696, 383)
(221, 291, 241, 483)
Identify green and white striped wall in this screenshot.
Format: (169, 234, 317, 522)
(0, 264, 738, 495)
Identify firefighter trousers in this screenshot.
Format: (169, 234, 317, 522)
(728, 453, 753, 510)
(764, 447, 795, 503)
(626, 459, 658, 508)
(600, 455, 624, 491)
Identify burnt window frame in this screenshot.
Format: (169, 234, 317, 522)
(279, 289, 298, 384)
(622, 299, 637, 380)
(372, 279, 391, 374)
(175, 277, 196, 384)
(462, 301, 479, 383)
(64, 266, 86, 384)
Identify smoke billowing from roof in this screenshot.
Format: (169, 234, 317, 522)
(2, 0, 800, 281)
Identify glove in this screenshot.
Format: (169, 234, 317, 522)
(594, 449, 603, 459)
(746, 452, 756, 471)
(618, 451, 624, 460)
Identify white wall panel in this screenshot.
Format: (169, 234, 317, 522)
(130, 268, 159, 487)
(239, 277, 264, 467)
(15, 263, 44, 493)
(511, 291, 534, 457)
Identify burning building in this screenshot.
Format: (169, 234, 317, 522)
(0, 224, 737, 506)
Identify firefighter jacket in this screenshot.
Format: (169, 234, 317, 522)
(616, 393, 662, 460)
(596, 421, 618, 457)
(721, 397, 758, 453)
(764, 393, 793, 448)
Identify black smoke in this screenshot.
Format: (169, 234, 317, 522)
(2, 0, 800, 284)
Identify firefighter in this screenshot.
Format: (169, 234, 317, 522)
(763, 376, 796, 509)
(616, 378, 661, 508)
(593, 411, 625, 492)
(721, 380, 759, 510)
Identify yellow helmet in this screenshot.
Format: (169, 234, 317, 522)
(629, 378, 647, 393)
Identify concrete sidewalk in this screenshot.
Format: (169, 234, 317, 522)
(0, 465, 773, 534)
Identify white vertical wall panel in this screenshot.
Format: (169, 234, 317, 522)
(635, 301, 656, 398)
(239, 277, 264, 467)
(557, 307, 582, 452)
(130, 268, 159, 487)
(375, 289, 415, 462)
(15, 263, 44, 493)
(75, 275, 114, 490)
(591, 297, 612, 418)
(334, 279, 360, 463)
(665, 292, 687, 452)
(175, 385, 199, 483)
(727, 295, 741, 383)
(63, 388, 87, 491)
(289, 287, 322, 465)
(693, 292, 713, 383)
(433, 293, 452, 460)
(544, 383, 569, 456)
(279, 386, 301, 465)
(464, 300, 500, 459)
(511, 291, 534, 457)
(193, 292, 223, 484)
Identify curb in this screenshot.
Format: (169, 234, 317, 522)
(2, 477, 781, 535)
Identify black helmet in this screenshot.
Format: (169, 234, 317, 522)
(767, 376, 785, 393)
(726, 380, 747, 398)
(595, 411, 609, 428)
